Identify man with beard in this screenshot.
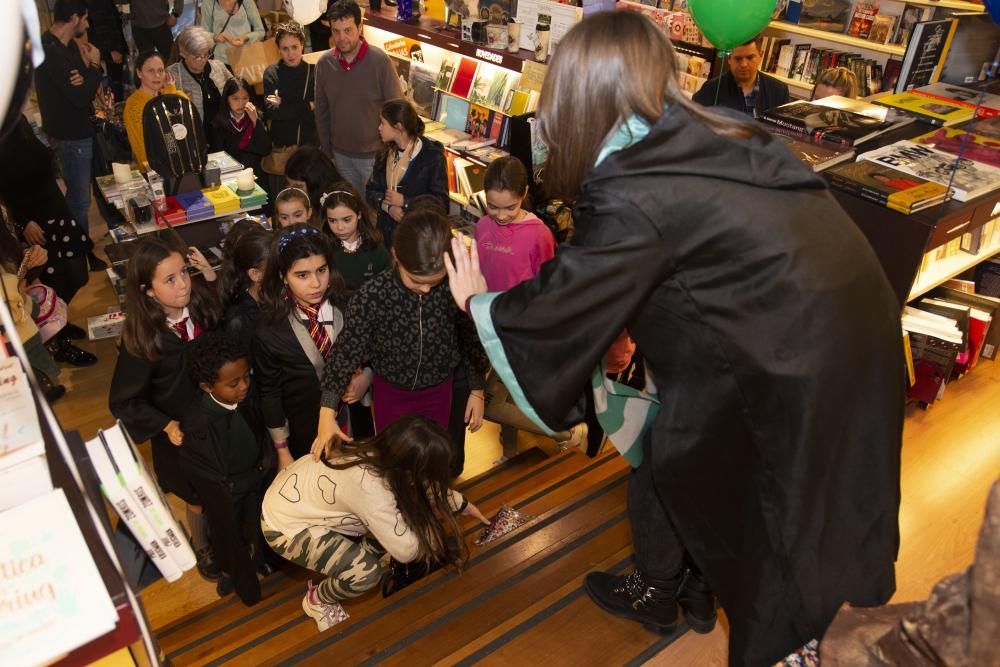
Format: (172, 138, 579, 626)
(694, 36, 790, 118)
(35, 0, 106, 271)
(314, 0, 403, 192)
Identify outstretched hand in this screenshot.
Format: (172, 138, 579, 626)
(311, 406, 353, 462)
(444, 235, 487, 313)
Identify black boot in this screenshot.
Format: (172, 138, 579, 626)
(583, 570, 680, 635)
(88, 252, 108, 272)
(196, 547, 222, 581)
(677, 567, 717, 633)
(47, 337, 98, 367)
(36, 370, 66, 403)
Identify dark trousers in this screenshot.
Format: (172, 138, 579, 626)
(628, 433, 685, 581)
(132, 23, 174, 58)
(448, 365, 472, 478)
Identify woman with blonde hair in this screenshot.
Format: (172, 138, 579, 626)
(443, 10, 903, 665)
(811, 66, 860, 99)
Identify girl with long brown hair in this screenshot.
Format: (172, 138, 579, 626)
(262, 415, 487, 632)
(445, 10, 904, 665)
(109, 237, 222, 580)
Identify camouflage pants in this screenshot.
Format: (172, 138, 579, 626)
(262, 520, 384, 603)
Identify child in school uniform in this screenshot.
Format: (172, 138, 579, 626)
(318, 181, 391, 292)
(312, 210, 489, 464)
(253, 225, 351, 469)
(109, 238, 222, 580)
(218, 226, 272, 362)
(262, 415, 488, 631)
(272, 187, 313, 230)
(181, 332, 275, 604)
(474, 156, 556, 292)
(211, 77, 272, 190)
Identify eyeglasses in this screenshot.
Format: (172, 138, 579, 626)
(182, 52, 210, 61)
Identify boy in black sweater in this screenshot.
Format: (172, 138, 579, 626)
(182, 332, 275, 605)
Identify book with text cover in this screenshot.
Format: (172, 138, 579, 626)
(859, 140, 1000, 202)
(769, 128, 855, 172)
(811, 95, 913, 128)
(896, 18, 958, 93)
(760, 101, 897, 146)
(0, 489, 119, 667)
(930, 286, 1000, 361)
(912, 82, 1000, 119)
(913, 126, 1000, 169)
(874, 92, 975, 126)
(828, 160, 947, 213)
(847, 0, 879, 38)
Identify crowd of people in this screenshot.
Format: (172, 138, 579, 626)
(0, 1, 910, 665)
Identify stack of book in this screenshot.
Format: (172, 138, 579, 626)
(225, 181, 268, 209)
(206, 151, 244, 180)
(875, 82, 999, 126)
(827, 160, 947, 213)
(760, 100, 902, 146)
(175, 190, 215, 221)
(858, 140, 1000, 202)
(769, 127, 856, 172)
(157, 196, 188, 227)
(202, 185, 242, 215)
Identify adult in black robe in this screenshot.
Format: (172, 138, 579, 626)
(447, 38, 904, 667)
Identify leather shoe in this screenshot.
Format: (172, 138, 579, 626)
(61, 323, 87, 340)
(196, 548, 222, 582)
(36, 370, 66, 403)
(48, 338, 98, 367)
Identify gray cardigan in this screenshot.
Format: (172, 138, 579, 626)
(167, 59, 231, 124)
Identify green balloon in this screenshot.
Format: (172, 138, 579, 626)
(686, 0, 776, 51)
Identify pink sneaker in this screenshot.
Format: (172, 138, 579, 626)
(302, 582, 349, 632)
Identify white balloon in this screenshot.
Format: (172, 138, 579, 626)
(283, 0, 325, 26)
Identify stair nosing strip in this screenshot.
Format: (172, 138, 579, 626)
(454, 555, 633, 667)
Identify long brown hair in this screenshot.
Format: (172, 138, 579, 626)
(538, 11, 767, 199)
(122, 238, 220, 360)
(319, 180, 384, 251)
(325, 415, 467, 568)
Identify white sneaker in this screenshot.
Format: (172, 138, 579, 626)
(302, 582, 349, 632)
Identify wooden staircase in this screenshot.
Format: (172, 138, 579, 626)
(155, 448, 694, 666)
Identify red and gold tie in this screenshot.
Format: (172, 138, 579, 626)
(296, 303, 333, 359)
(172, 317, 201, 342)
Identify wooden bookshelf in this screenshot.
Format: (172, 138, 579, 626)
(768, 72, 815, 93)
(767, 21, 907, 56)
(434, 86, 512, 117)
(909, 237, 1000, 300)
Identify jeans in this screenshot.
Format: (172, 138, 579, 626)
(628, 431, 685, 581)
(332, 151, 375, 194)
(55, 137, 93, 238)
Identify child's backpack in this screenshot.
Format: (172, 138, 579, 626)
(141, 93, 208, 182)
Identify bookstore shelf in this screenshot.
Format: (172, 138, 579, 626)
(909, 241, 1000, 301)
(898, 0, 986, 11)
(434, 86, 510, 116)
(769, 72, 815, 93)
(766, 21, 907, 56)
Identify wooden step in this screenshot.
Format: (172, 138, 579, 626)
(155, 449, 690, 666)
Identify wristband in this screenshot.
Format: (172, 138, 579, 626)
(273, 440, 289, 450)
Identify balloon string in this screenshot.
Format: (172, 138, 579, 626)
(943, 60, 998, 204)
(714, 50, 730, 107)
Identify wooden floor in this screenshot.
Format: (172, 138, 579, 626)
(51, 206, 1000, 665)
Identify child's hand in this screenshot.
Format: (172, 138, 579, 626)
(444, 236, 488, 313)
(164, 420, 184, 446)
(465, 390, 484, 432)
(245, 101, 259, 125)
(276, 447, 294, 471)
(311, 406, 352, 461)
(342, 369, 370, 404)
(462, 501, 490, 525)
(187, 246, 216, 282)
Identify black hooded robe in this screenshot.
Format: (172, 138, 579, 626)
(469, 105, 904, 666)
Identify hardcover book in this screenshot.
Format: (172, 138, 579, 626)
(874, 92, 975, 126)
(769, 128, 856, 172)
(867, 14, 895, 44)
(846, 0, 879, 38)
(827, 160, 947, 213)
(760, 100, 897, 146)
(896, 18, 958, 93)
(913, 126, 1000, 169)
(859, 140, 1000, 202)
(912, 82, 1000, 119)
(449, 58, 480, 99)
(796, 0, 852, 32)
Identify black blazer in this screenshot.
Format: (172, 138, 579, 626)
(692, 71, 790, 117)
(224, 292, 261, 365)
(366, 138, 449, 248)
(253, 312, 325, 459)
(109, 332, 200, 503)
(210, 118, 273, 185)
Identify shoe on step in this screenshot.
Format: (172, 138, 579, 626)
(36, 370, 66, 403)
(196, 547, 222, 581)
(677, 567, 717, 633)
(216, 574, 234, 597)
(302, 582, 349, 632)
(583, 570, 680, 635)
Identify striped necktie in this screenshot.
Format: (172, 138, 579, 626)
(296, 302, 333, 359)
